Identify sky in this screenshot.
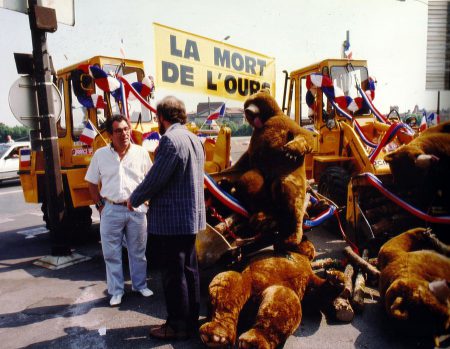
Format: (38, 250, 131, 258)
(0, 0, 445, 126)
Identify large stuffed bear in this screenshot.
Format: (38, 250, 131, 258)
(199, 239, 345, 348)
(384, 121, 450, 215)
(223, 90, 315, 250)
(378, 227, 450, 338)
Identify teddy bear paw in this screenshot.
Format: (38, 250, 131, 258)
(199, 321, 235, 348)
(283, 136, 311, 158)
(238, 329, 271, 349)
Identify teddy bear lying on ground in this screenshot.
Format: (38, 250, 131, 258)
(378, 227, 450, 338)
(221, 90, 315, 251)
(199, 238, 345, 349)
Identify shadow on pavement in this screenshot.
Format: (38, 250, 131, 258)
(21, 325, 204, 349)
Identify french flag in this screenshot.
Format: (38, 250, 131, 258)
(427, 112, 440, 127)
(419, 116, 427, 132)
(206, 103, 226, 122)
(79, 120, 97, 146)
(20, 148, 31, 167)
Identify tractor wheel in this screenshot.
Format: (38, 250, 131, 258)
(318, 166, 351, 235)
(318, 166, 351, 208)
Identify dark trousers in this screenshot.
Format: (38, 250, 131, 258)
(152, 234, 200, 332)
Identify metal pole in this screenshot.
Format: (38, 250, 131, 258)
(437, 90, 440, 117)
(28, 0, 69, 256)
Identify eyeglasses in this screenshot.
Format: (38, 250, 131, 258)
(113, 127, 130, 134)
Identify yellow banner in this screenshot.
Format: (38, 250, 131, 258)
(154, 23, 276, 101)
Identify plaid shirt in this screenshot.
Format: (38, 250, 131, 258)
(130, 123, 206, 235)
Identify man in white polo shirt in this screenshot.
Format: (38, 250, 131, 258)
(85, 114, 153, 306)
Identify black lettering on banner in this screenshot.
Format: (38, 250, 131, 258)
(224, 75, 237, 94)
(245, 56, 257, 74)
(207, 70, 217, 91)
(249, 80, 260, 94)
(180, 65, 194, 86)
(231, 52, 244, 71)
(170, 35, 182, 57)
(184, 40, 200, 61)
(257, 59, 266, 76)
(237, 78, 249, 96)
(162, 61, 179, 83)
(214, 47, 230, 68)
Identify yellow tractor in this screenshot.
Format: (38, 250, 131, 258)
(281, 58, 432, 249)
(19, 55, 231, 238)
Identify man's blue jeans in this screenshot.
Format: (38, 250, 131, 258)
(100, 202, 148, 296)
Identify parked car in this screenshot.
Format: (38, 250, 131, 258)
(0, 141, 30, 183)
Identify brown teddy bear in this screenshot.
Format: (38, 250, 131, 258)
(222, 90, 314, 250)
(384, 121, 450, 214)
(199, 239, 345, 348)
(378, 227, 450, 338)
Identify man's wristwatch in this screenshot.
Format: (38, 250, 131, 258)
(95, 198, 105, 210)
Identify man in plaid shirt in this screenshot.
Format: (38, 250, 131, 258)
(129, 96, 205, 340)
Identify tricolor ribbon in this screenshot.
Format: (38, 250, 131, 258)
(368, 123, 408, 163)
(119, 76, 157, 114)
(204, 173, 250, 218)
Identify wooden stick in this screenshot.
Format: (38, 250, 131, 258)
(332, 297, 354, 322)
(351, 250, 368, 312)
(311, 258, 341, 270)
(352, 271, 365, 312)
(344, 246, 380, 280)
(341, 264, 354, 299)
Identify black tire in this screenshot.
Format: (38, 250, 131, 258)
(318, 166, 351, 235)
(318, 166, 351, 208)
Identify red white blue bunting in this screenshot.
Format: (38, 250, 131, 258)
(306, 73, 375, 115)
(73, 64, 156, 115)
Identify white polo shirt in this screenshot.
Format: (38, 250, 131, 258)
(85, 143, 152, 213)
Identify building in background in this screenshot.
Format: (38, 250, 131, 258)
(188, 102, 245, 126)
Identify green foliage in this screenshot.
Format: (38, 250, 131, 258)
(0, 123, 30, 142)
(222, 121, 253, 136)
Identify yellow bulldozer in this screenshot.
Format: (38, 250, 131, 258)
(18, 55, 231, 238)
(282, 58, 447, 250)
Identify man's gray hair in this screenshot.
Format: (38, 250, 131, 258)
(156, 96, 187, 125)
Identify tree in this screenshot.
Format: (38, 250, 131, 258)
(0, 123, 30, 142)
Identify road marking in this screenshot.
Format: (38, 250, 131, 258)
(0, 218, 13, 224)
(16, 226, 48, 239)
(0, 189, 22, 196)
